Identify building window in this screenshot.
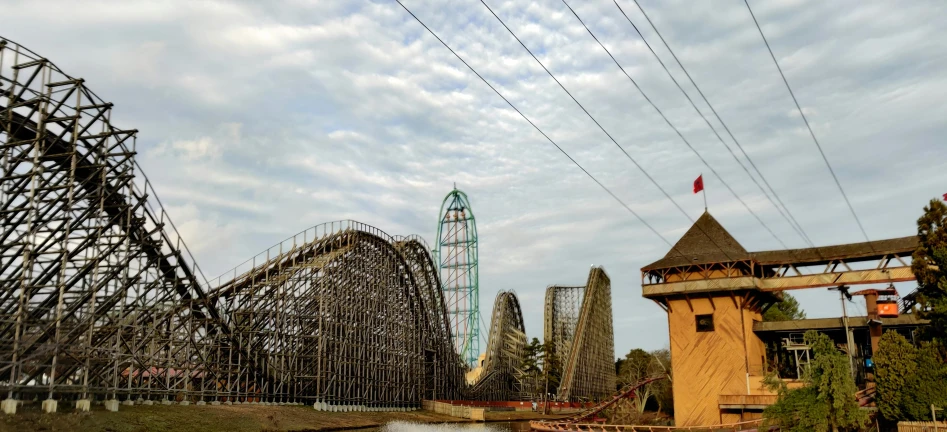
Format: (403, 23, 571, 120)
(696, 314, 714, 332)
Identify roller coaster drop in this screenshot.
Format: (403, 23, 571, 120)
(0, 37, 615, 411)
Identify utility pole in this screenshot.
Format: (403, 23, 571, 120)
(542, 348, 549, 416)
(934, 404, 942, 432)
(830, 286, 855, 376)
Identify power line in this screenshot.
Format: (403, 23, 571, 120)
(614, 0, 815, 248)
(559, 0, 796, 250)
(394, 0, 674, 252)
(479, 0, 788, 249)
(743, 0, 873, 246)
(395, 0, 739, 264)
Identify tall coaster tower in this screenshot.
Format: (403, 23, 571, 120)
(435, 186, 480, 367)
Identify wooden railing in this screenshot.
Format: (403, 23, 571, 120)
(718, 394, 778, 407)
(897, 421, 947, 432)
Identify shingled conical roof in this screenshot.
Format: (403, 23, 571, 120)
(642, 212, 749, 270)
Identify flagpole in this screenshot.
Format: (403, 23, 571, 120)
(702, 173, 707, 211)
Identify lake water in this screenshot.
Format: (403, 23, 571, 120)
(359, 421, 533, 431)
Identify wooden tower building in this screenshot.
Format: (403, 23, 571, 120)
(641, 212, 920, 427)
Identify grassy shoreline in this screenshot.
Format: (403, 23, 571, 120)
(0, 403, 564, 432)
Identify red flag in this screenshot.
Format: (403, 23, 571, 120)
(693, 175, 704, 194)
(943, 193, 947, 201)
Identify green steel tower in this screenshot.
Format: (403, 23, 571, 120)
(434, 187, 480, 367)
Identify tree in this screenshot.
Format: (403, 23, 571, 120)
(763, 295, 808, 379)
(912, 198, 947, 342)
(903, 343, 947, 420)
(650, 349, 673, 415)
(522, 337, 543, 374)
(521, 338, 544, 397)
(616, 348, 667, 414)
(543, 340, 562, 397)
(875, 331, 947, 421)
(874, 331, 917, 420)
(617, 349, 653, 414)
(763, 331, 867, 432)
(763, 293, 807, 322)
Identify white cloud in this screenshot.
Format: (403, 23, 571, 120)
(153, 136, 220, 160)
(4, 0, 945, 355)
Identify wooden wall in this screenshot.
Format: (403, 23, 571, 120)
(667, 293, 765, 427)
(742, 302, 766, 379)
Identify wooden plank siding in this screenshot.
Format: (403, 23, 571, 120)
(667, 294, 767, 427)
(718, 394, 778, 408)
(642, 212, 920, 428)
(897, 421, 947, 432)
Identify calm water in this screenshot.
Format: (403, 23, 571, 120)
(356, 421, 532, 431)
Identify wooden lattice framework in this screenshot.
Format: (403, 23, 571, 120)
(0, 36, 223, 405)
(0, 37, 477, 408)
(206, 222, 467, 408)
(0, 35, 611, 410)
(545, 267, 616, 402)
(465, 291, 527, 401)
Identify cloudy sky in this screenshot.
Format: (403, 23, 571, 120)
(3, 0, 945, 355)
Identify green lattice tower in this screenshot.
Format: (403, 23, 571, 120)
(434, 187, 480, 367)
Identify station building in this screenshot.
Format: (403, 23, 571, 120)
(640, 212, 927, 427)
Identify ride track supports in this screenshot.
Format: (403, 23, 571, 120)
(435, 188, 480, 368)
(0, 36, 472, 409)
(205, 224, 467, 408)
(0, 36, 217, 407)
(465, 291, 527, 401)
(545, 267, 616, 402)
(0, 36, 617, 411)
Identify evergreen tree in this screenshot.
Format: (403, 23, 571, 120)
(902, 343, 947, 420)
(875, 331, 947, 421)
(521, 337, 545, 397)
(763, 293, 807, 322)
(522, 337, 543, 374)
(763, 331, 868, 432)
(874, 331, 917, 420)
(543, 340, 562, 396)
(912, 198, 947, 342)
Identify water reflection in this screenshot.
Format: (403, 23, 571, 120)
(368, 420, 532, 431)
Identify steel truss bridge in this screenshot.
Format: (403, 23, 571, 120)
(0, 37, 616, 410)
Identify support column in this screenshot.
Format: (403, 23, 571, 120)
(76, 400, 91, 412)
(104, 399, 120, 412)
(42, 399, 58, 413)
(865, 293, 882, 354)
(1, 399, 16, 415)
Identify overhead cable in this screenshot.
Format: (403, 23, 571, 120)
(394, 0, 675, 251)
(481, 0, 789, 249)
(613, 0, 814, 247)
(743, 0, 873, 246)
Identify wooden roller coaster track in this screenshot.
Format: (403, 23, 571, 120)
(530, 376, 770, 431)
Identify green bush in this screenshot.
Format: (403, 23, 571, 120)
(876, 331, 947, 421)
